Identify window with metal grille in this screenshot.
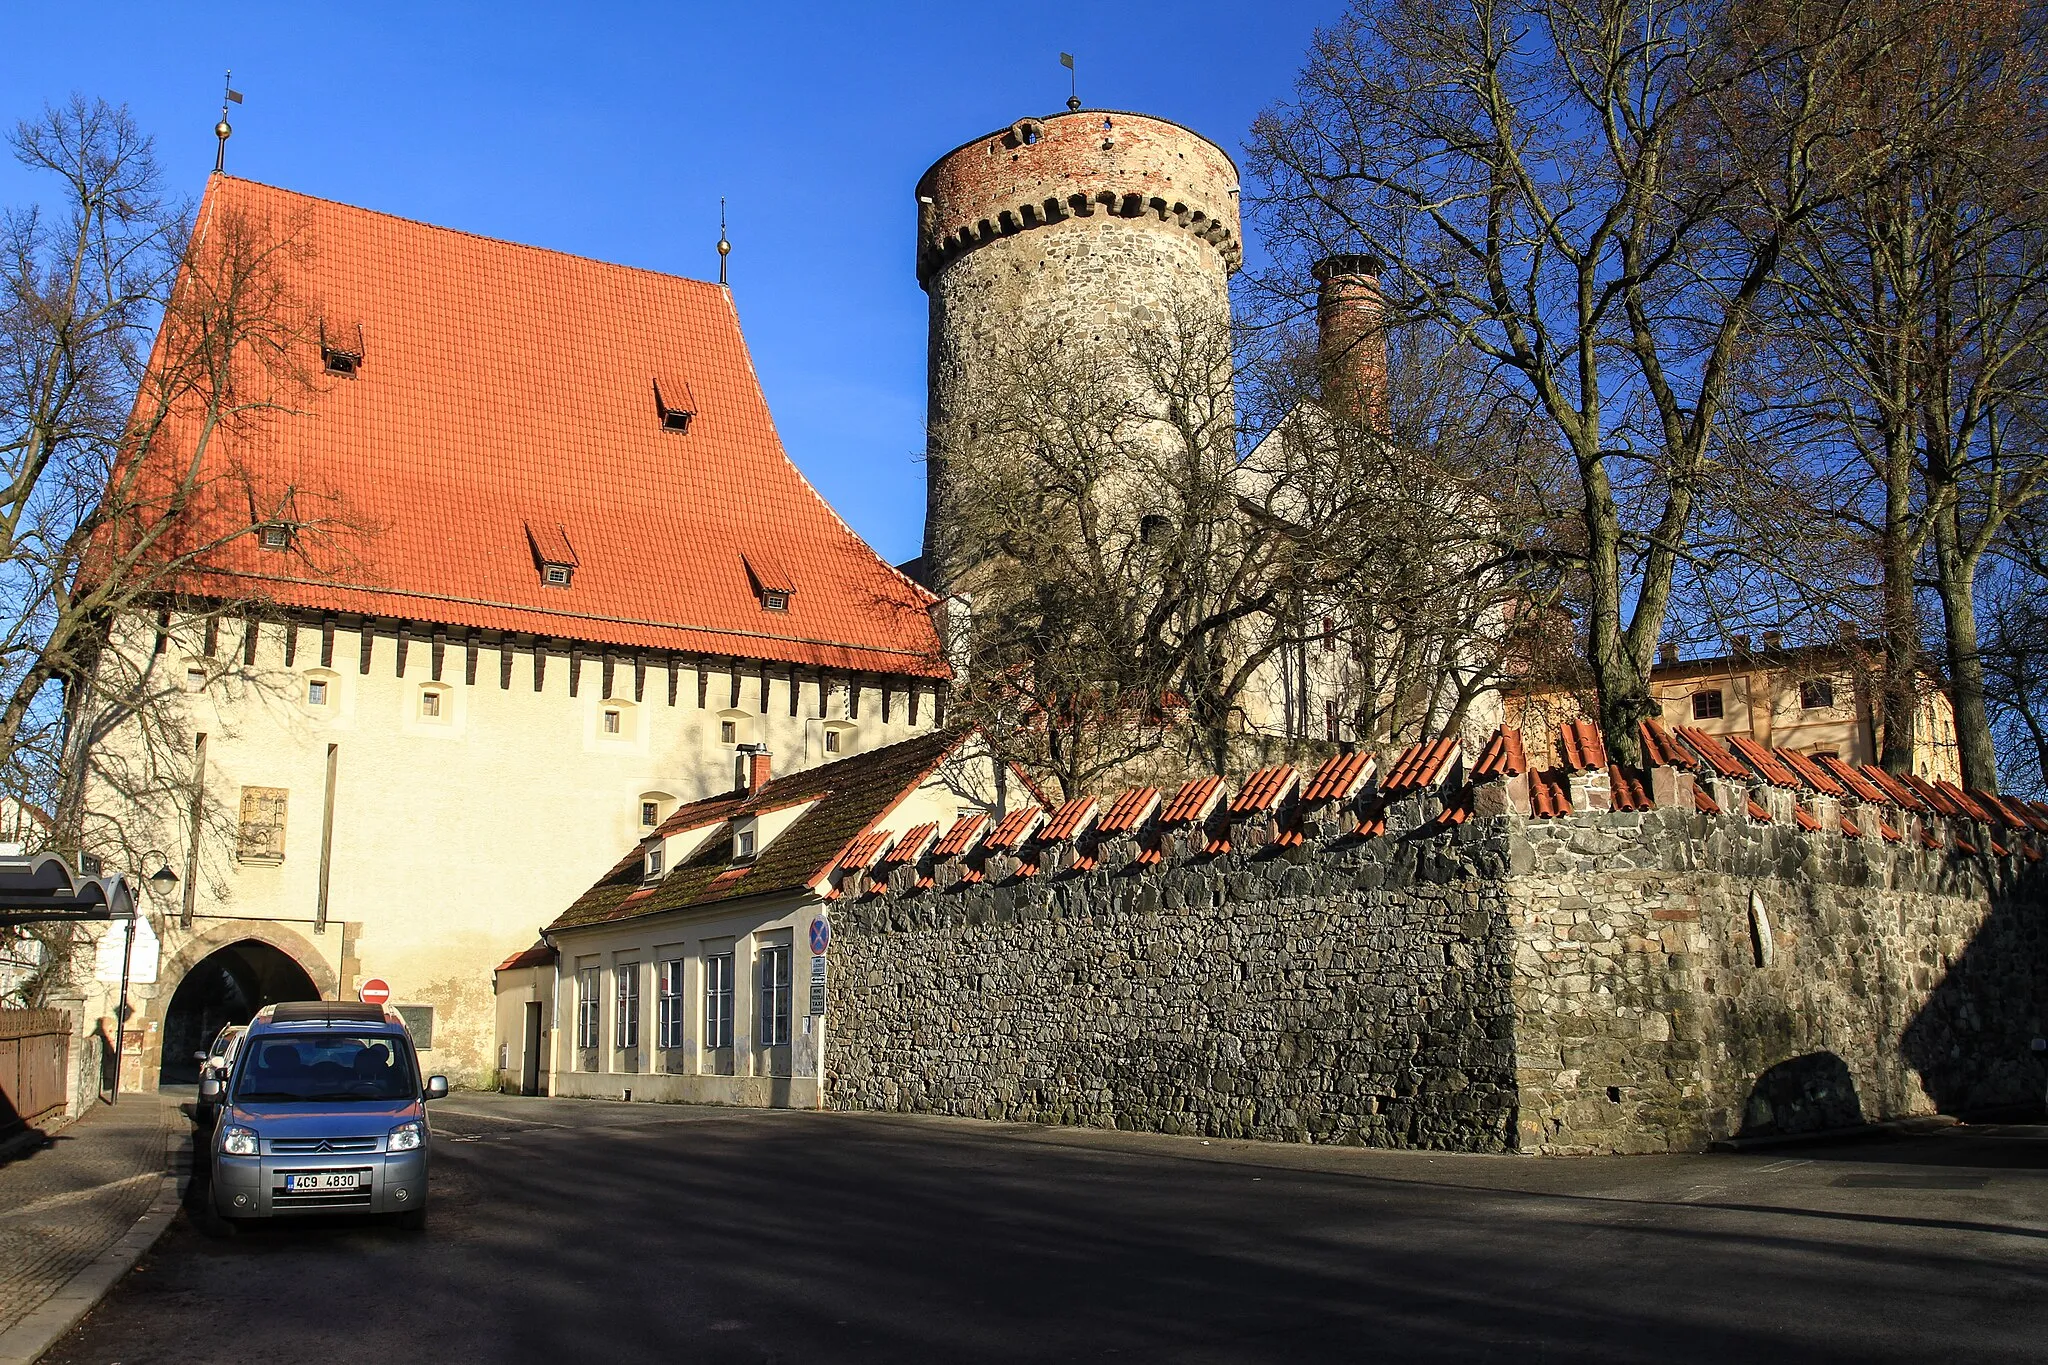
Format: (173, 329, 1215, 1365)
(759, 945, 792, 1047)
(1800, 678, 1835, 710)
(260, 523, 292, 550)
(307, 680, 328, 706)
(642, 800, 659, 827)
(1691, 689, 1724, 720)
(761, 590, 789, 612)
(643, 846, 664, 881)
(720, 719, 737, 744)
(577, 968, 601, 1050)
(614, 965, 640, 1050)
(704, 953, 734, 1049)
(657, 959, 685, 1048)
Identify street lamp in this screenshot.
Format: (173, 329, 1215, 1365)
(110, 852, 178, 1103)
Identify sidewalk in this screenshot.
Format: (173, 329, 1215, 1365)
(0, 1089, 178, 1344)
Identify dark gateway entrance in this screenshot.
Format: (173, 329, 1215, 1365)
(158, 940, 319, 1084)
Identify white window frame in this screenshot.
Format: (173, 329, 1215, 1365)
(759, 945, 792, 1048)
(657, 959, 685, 1048)
(704, 952, 734, 1049)
(615, 963, 640, 1050)
(307, 679, 329, 706)
(577, 967, 601, 1050)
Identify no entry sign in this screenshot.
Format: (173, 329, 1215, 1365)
(358, 978, 391, 1005)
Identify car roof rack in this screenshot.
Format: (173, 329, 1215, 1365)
(264, 1001, 392, 1026)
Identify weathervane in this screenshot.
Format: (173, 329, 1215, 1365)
(213, 71, 243, 175)
(717, 197, 731, 286)
(1061, 52, 1079, 112)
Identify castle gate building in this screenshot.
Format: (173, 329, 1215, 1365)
(80, 175, 946, 1091)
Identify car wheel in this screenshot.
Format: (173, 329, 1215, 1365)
(394, 1205, 427, 1231)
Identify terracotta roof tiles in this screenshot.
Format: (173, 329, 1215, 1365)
(1097, 787, 1162, 834)
(1160, 775, 1224, 825)
(163, 177, 945, 678)
(1382, 737, 1459, 794)
(495, 941, 555, 972)
(1302, 751, 1374, 802)
(1041, 798, 1100, 843)
(1556, 721, 1607, 773)
(1639, 720, 1694, 770)
(1230, 765, 1299, 815)
(1775, 748, 1846, 797)
(986, 806, 1045, 851)
(1726, 734, 1800, 788)
(1471, 727, 1529, 780)
(1529, 769, 1570, 819)
(1813, 754, 1888, 804)
(1672, 727, 1749, 780)
(932, 812, 988, 858)
(1609, 766, 1653, 813)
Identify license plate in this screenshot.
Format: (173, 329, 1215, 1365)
(284, 1171, 359, 1192)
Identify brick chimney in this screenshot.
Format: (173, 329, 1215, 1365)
(1312, 254, 1388, 429)
(734, 744, 773, 793)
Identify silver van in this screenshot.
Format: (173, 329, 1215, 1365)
(199, 1001, 448, 1230)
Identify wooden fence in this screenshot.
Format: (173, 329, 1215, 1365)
(1, 1009, 71, 1134)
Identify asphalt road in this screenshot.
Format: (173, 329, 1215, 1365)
(42, 1094, 2048, 1364)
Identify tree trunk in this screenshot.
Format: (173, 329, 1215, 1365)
(1877, 444, 1921, 774)
(1932, 512, 1999, 791)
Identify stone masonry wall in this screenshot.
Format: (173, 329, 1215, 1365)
(827, 795, 2047, 1154)
(828, 817, 1522, 1150)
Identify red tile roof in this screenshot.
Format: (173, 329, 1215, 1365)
(1230, 765, 1299, 815)
(1042, 798, 1100, 843)
(1529, 768, 1570, 819)
(1672, 727, 1748, 779)
(1556, 720, 1607, 773)
(1694, 785, 1721, 815)
(878, 822, 940, 865)
(1903, 774, 1966, 817)
(1857, 764, 1929, 812)
(1726, 735, 1800, 788)
(1382, 737, 1459, 794)
(1471, 728, 1528, 780)
(1775, 748, 1846, 797)
(985, 806, 1045, 851)
(1609, 766, 1653, 813)
(1160, 775, 1224, 825)
(834, 827, 895, 873)
(495, 941, 556, 972)
(1638, 720, 1694, 770)
(1302, 751, 1374, 801)
(1813, 754, 1888, 804)
(163, 177, 945, 678)
(1096, 787, 1161, 834)
(1936, 782, 1996, 824)
(932, 812, 988, 858)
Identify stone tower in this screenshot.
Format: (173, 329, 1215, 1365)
(915, 107, 1242, 593)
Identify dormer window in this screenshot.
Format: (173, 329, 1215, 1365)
(742, 551, 796, 614)
(323, 350, 359, 378)
(653, 375, 696, 434)
(734, 824, 758, 862)
(643, 845, 664, 882)
(527, 520, 579, 589)
(319, 317, 364, 378)
(543, 563, 572, 586)
(762, 590, 789, 612)
(259, 522, 294, 551)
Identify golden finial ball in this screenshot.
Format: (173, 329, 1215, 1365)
(717, 237, 731, 256)
(215, 120, 232, 140)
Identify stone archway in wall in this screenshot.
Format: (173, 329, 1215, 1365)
(146, 923, 337, 1088)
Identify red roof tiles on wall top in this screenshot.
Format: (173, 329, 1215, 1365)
(1302, 751, 1374, 802)
(1529, 768, 1570, 819)
(495, 942, 556, 972)
(1609, 766, 1653, 813)
(932, 812, 988, 858)
(1694, 785, 1721, 815)
(1672, 727, 1749, 779)
(879, 822, 940, 865)
(167, 177, 945, 678)
(1902, 774, 1965, 817)
(1383, 737, 1459, 794)
(1042, 798, 1100, 843)
(1726, 734, 1800, 788)
(1230, 765, 1299, 815)
(1096, 787, 1162, 834)
(1775, 748, 1846, 797)
(1160, 775, 1224, 825)
(1556, 720, 1607, 773)
(834, 827, 895, 873)
(1857, 764, 1929, 812)
(985, 806, 1044, 851)
(1638, 720, 1693, 770)
(1471, 727, 1528, 780)
(1935, 781, 1996, 823)
(1813, 753, 1888, 804)
(1746, 797, 1773, 823)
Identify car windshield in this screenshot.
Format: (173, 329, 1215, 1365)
(232, 1033, 418, 1103)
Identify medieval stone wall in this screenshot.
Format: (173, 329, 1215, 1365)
(825, 793, 2047, 1154)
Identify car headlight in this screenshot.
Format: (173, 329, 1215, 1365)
(387, 1121, 424, 1153)
(221, 1125, 259, 1156)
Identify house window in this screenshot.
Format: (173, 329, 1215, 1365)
(824, 728, 842, 754)
(260, 523, 292, 550)
(734, 827, 757, 861)
(604, 708, 621, 734)
(577, 967, 601, 1050)
(642, 800, 660, 827)
(323, 349, 359, 377)
(759, 945, 792, 1048)
(657, 960, 685, 1048)
(1325, 699, 1339, 740)
(1321, 616, 1336, 652)
(1691, 689, 1724, 720)
(186, 666, 206, 692)
(1800, 678, 1835, 710)
(720, 720, 738, 745)
(662, 409, 691, 433)
(307, 680, 328, 706)
(644, 846, 664, 881)
(762, 590, 789, 612)
(542, 563, 572, 587)
(704, 953, 734, 1049)
(420, 689, 443, 718)
(236, 786, 288, 864)
(615, 965, 640, 1050)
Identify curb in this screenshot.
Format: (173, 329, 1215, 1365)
(1709, 1113, 1960, 1153)
(0, 1125, 187, 1365)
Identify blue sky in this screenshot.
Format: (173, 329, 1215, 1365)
(1, 1, 1339, 565)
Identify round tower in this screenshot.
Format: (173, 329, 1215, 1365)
(916, 108, 1242, 592)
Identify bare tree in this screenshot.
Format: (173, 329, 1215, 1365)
(1247, 0, 1869, 765)
(0, 98, 325, 1003)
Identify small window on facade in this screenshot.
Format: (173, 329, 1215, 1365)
(735, 827, 757, 861)
(604, 708, 621, 734)
(420, 690, 442, 718)
(759, 945, 792, 1048)
(577, 967, 601, 1050)
(1800, 678, 1835, 710)
(542, 563, 572, 587)
(704, 953, 734, 1049)
(644, 845, 664, 881)
(1692, 689, 1724, 720)
(260, 523, 293, 550)
(1322, 616, 1336, 652)
(662, 409, 691, 433)
(824, 728, 842, 754)
(615, 965, 640, 1050)
(187, 666, 207, 692)
(720, 719, 738, 745)
(657, 959, 685, 1048)
(236, 786, 288, 864)
(761, 590, 789, 612)
(1325, 699, 1339, 740)
(307, 680, 328, 706)
(641, 800, 660, 827)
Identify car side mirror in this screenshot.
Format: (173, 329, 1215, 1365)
(193, 1051, 209, 1062)
(198, 1074, 223, 1102)
(424, 1075, 449, 1101)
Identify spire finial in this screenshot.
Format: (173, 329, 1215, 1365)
(1060, 51, 1079, 111)
(717, 197, 731, 286)
(213, 71, 243, 175)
